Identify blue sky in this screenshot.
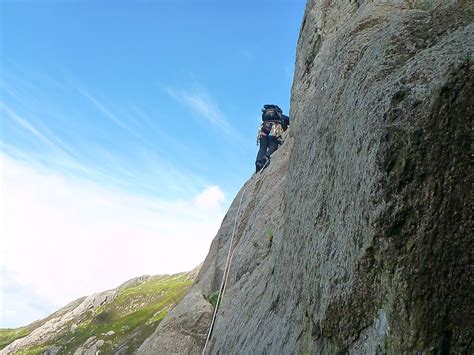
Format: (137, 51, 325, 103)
(0, 0, 306, 327)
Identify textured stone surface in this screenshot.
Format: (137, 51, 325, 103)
(284, 1, 473, 353)
(137, 291, 214, 354)
(0, 292, 115, 354)
(140, 0, 473, 354)
(137, 136, 293, 354)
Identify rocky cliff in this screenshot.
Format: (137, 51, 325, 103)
(139, 0, 473, 354)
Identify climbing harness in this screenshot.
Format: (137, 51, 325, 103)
(256, 121, 284, 144)
(202, 186, 248, 355)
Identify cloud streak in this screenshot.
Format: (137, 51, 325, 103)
(0, 103, 105, 183)
(1, 99, 206, 199)
(167, 88, 233, 134)
(77, 88, 130, 130)
(1, 102, 55, 148)
(77, 88, 154, 147)
(0, 102, 92, 170)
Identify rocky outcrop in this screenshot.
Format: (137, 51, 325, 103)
(140, 0, 473, 354)
(1, 291, 116, 354)
(138, 290, 214, 354)
(1, 271, 197, 354)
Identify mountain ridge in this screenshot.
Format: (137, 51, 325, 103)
(0, 268, 199, 354)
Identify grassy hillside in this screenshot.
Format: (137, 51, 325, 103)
(0, 270, 196, 354)
(0, 328, 30, 351)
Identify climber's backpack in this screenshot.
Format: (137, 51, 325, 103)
(281, 114, 290, 131)
(262, 104, 282, 122)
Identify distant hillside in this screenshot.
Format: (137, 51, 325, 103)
(0, 267, 199, 355)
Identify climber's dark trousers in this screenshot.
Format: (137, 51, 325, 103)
(255, 136, 279, 169)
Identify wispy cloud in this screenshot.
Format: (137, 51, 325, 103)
(0, 96, 208, 199)
(129, 104, 192, 157)
(167, 88, 233, 134)
(0, 102, 96, 177)
(77, 88, 130, 130)
(77, 88, 168, 154)
(1, 102, 55, 148)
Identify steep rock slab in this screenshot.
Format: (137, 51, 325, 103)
(211, 1, 473, 354)
(137, 137, 293, 354)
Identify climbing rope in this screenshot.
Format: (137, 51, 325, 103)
(202, 185, 248, 355)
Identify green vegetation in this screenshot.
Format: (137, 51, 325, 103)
(208, 291, 220, 307)
(406, 0, 434, 11)
(266, 228, 274, 244)
(1, 272, 195, 354)
(0, 327, 30, 350)
(17, 344, 49, 355)
(58, 274, 193, 354)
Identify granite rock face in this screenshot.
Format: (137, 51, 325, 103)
(285, 1, 473, 353)
(137, 137, 293, 354)
(141, 0, 473, 353)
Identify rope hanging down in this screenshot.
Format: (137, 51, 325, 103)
(202, 186, 248, 355)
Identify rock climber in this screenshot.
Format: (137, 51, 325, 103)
(255, 104, 290, 173)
